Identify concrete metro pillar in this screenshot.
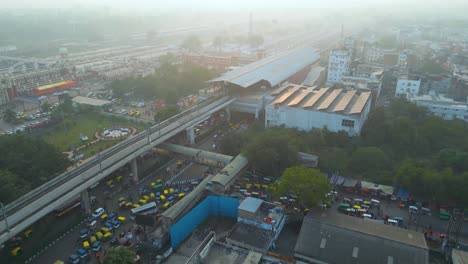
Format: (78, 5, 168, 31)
(80, 189, 91, 214)
(186, 127, 195, 146)
(225, 108, 231, 122)
(131, 158, 139, 183)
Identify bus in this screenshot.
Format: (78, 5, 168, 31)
(54, 196, 81, 217)
(130, 202, 158, 216)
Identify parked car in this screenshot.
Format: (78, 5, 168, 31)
(92, 208, 105, 218)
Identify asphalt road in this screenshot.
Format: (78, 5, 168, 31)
(33, 126, 223, 264)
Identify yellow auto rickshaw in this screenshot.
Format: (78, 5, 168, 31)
(132, 204, 140, 208)
(353, 205, 361, 210)
(150, 182, 156, 188)
(90, 235, 97, 243)
(160, 195, 166, 201)
(117, 216, 126, 222)
(100, 214, 108, 221)
(143, 195, 150, 201)
(178, 193, 185, 198)
(163, 189, 169, 195)
(11, 246, 22, 256)
(102, 232, 112, 241)
(169, 188, 174, 194)
(125, 202, 133, 208)
(24, 229, 32, 238)
(118, 197, 125, 202)
(149, 193, 155, 200)
(163, 202, 170, 209)
(101, 227, 110, 233)
(106, 180, 113, 186)
(96, 231, 103, 240)
(116, 176, 122, 182)
(139, 199, 147, 205)
(83, 240, 90, 249)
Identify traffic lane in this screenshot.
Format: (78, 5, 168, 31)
(34, 166, 137, 263)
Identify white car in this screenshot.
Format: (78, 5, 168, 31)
(92, 208, 105, 218)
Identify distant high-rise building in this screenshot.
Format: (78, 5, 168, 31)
(326, 49, 351, 85)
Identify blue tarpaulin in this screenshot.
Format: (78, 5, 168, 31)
(169, 196, 239, 248)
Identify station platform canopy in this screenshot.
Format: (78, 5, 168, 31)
(209, 47, 319, 89)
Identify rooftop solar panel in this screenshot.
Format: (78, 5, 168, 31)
(317, 89, 342, 110)
(332, 90, 357, 112)
(288, 87, 315, 106)
(272, 85, 301, 104)
(349, 92, 371, 114)
(303, 88, 328, 108)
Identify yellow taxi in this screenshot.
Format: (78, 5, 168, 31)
(139, 199, 147, 205)
(95, 231, 103, 240)
(132, 204, 140, 208)
(83, 240, 90, 249)
(117, 216, 126, 222)
(11, 247, 22, 256)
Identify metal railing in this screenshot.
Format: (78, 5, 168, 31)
(1, 95, 231, 221)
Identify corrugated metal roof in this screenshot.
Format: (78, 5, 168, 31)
(209, 47, 319, 88)
(238, 197, 263, 213)
(210, 155, 248, 187)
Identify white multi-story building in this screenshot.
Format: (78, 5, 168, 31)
(327, 49, 350, 85)
(407, 92, 468, 122)
(265, 84, 372, 136)
(395, 77, 421, 96)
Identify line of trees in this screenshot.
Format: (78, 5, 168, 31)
(0, 136, 70, 203)
(110, 57, 220, 104)
(219, 98, 468, 206)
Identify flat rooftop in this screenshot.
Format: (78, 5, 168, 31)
(202, 242, 250, 263)
(295, 209, 429, 264)
(227, 222, 274, 252)
(312, 209, 428, 249)
(72, 96, 111, 107)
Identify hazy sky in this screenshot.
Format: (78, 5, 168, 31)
(3, 0, 468, 11)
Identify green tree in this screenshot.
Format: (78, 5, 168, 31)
(348, 147, 390, 180)
(0, 135, 69, 188)
(2, 108, 16, 124)
(318, 147, 348, 174)
(154, 105, 180, 122)
(244, 131, 299, 177)
(181, 35, 201, 52)
(219, 131, 248, 156)
(275, 166, 331, 209)
(0, 170, 30, 204)
(41, 102, 51, 113)
(103, 246, 136, 264)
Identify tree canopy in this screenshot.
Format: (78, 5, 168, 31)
(3, 108, 16, 124)
(110, 62, 219, 104)
(103, 246, 136, 264)
(219, 98, 468, 205)
(0, 135, 69, 203)
(275, 166, 331, 209)
(154, 105, 179, 122)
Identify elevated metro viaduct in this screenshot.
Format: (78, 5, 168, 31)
(0, 45, 331, 246)
(0, 95, 235, 245)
